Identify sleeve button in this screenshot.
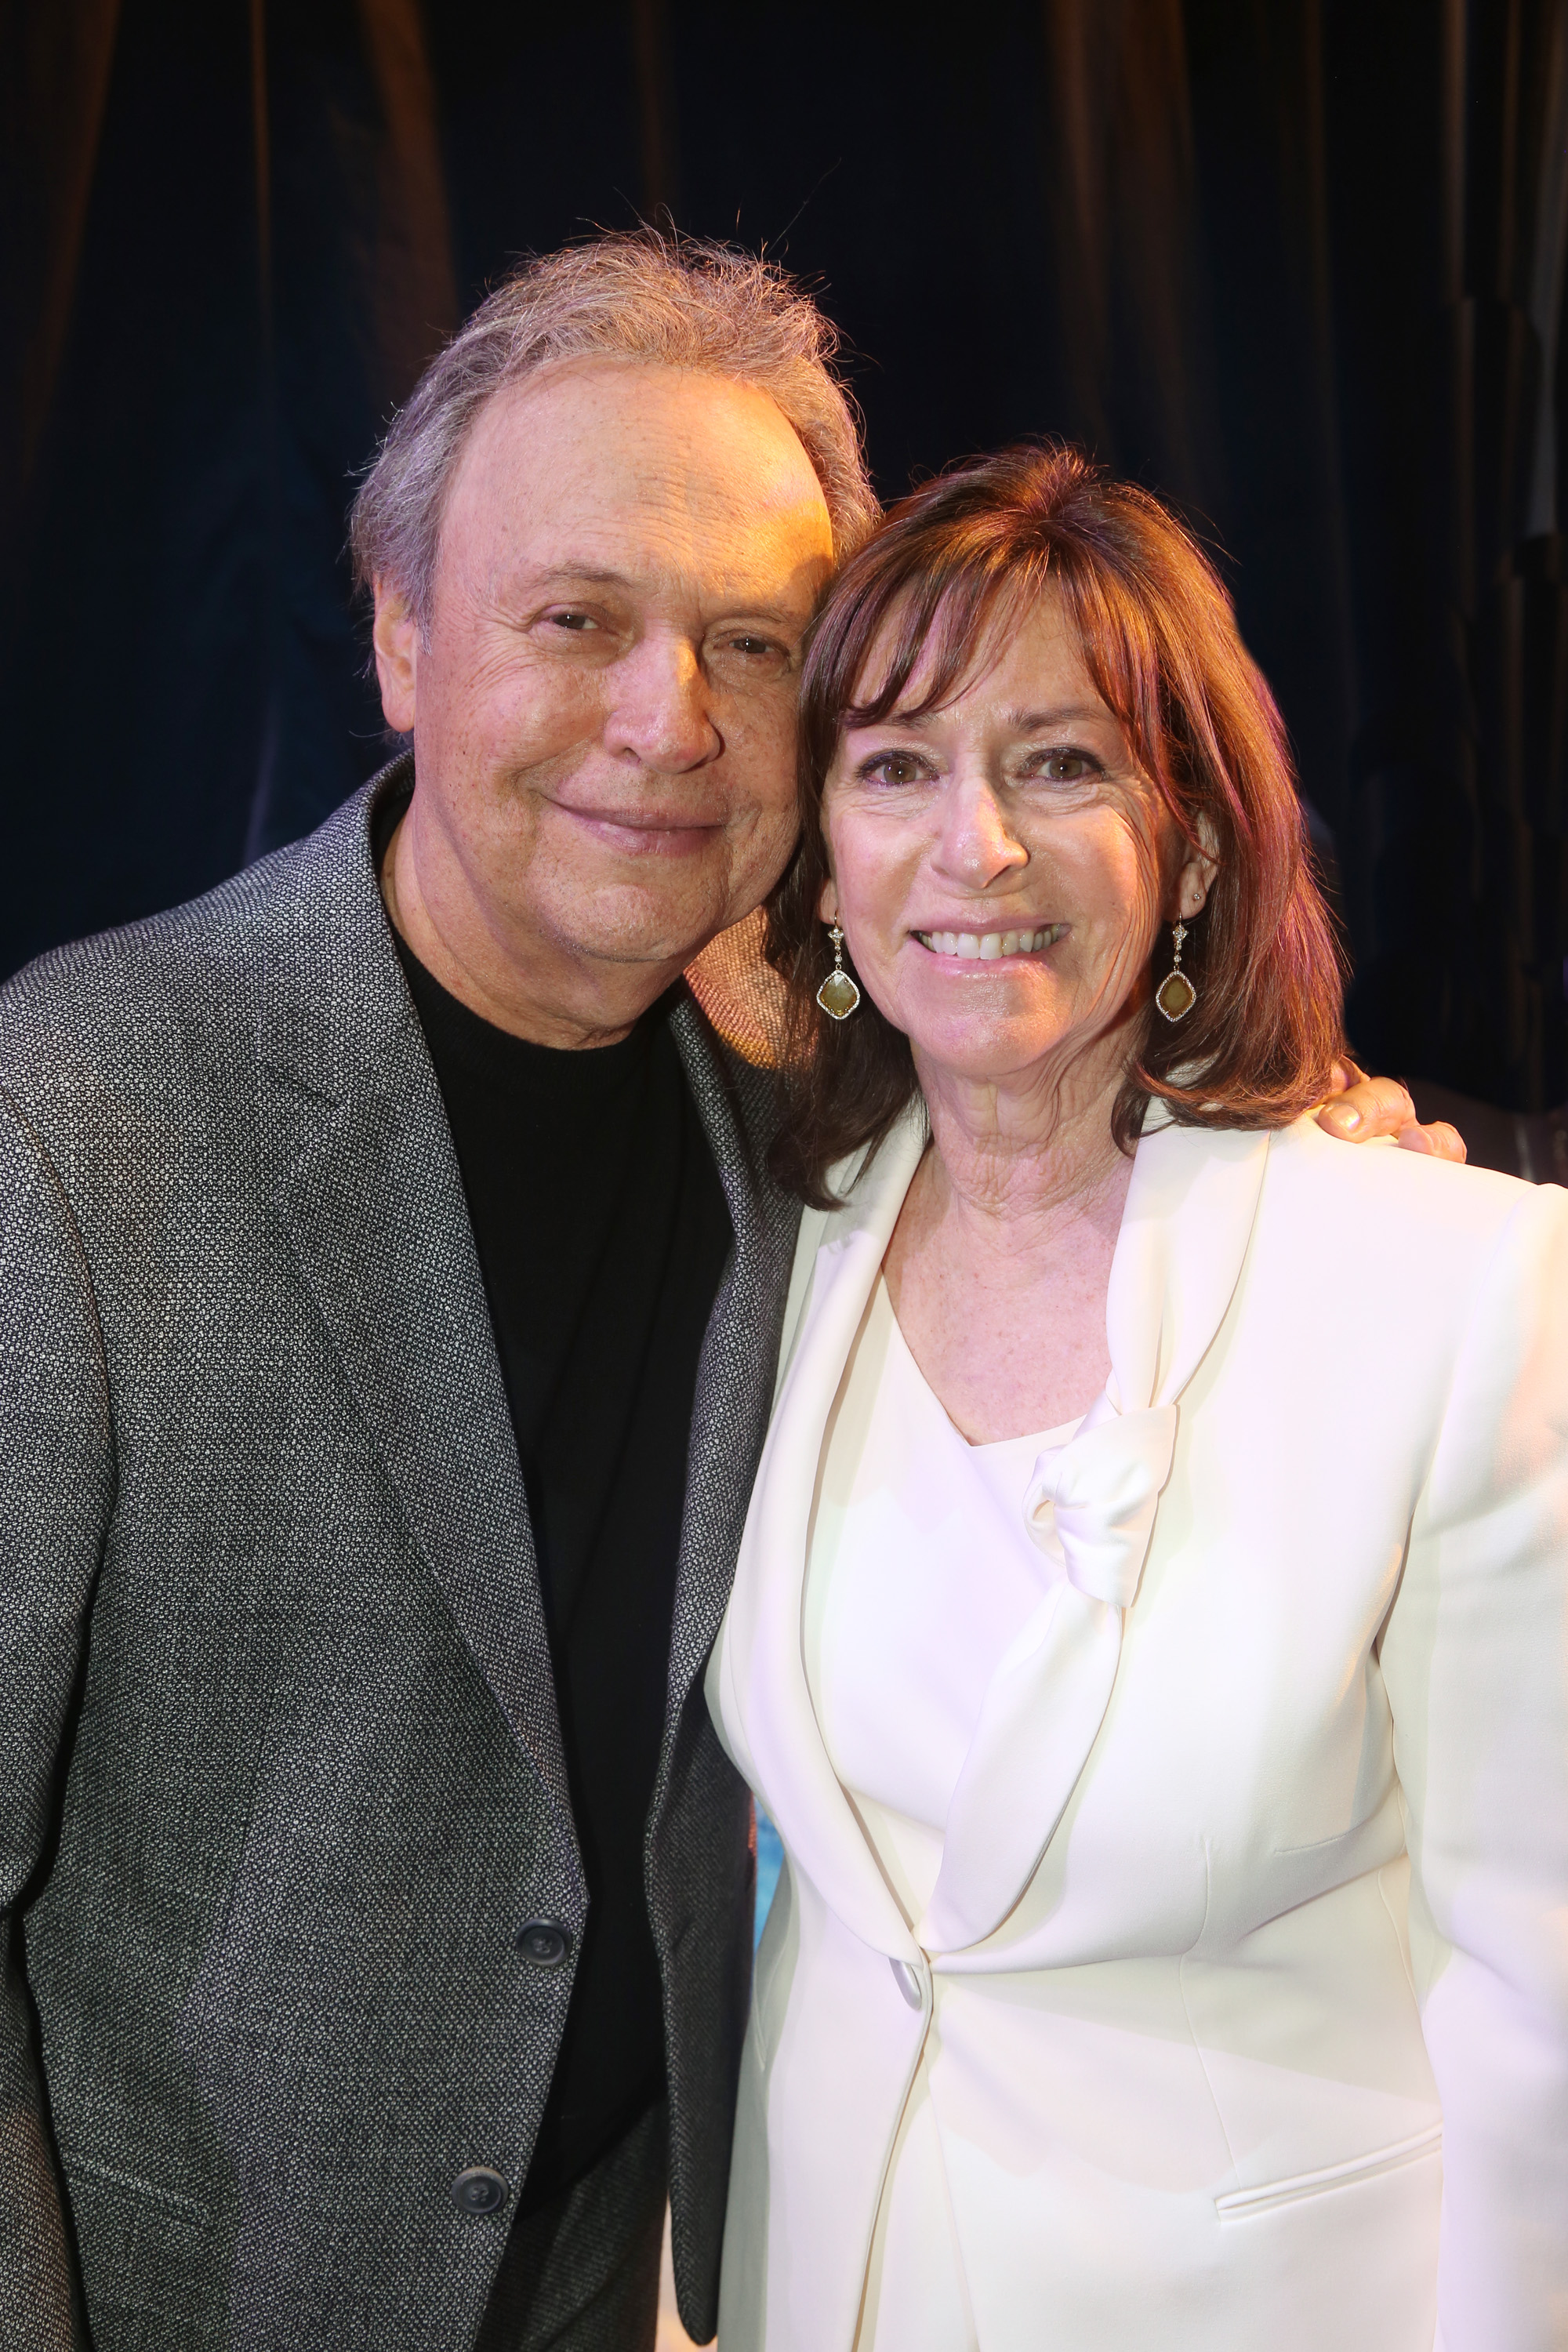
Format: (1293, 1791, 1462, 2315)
(515, 1919, 572, 1969)
(452, 2167, 509, 2216)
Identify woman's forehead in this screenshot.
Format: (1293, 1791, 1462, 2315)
(851, 580, 1118, 729)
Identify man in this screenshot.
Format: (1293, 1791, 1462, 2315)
(0, 230, 1458, 2352)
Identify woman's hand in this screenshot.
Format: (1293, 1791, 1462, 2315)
(1316, 1062, 1467, 1160)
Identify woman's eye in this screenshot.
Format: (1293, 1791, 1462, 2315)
(1035, 749, 1097, 782)
(861, 751, 930, 786)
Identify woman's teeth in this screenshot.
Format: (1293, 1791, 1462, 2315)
(916, 924, 1065, 960)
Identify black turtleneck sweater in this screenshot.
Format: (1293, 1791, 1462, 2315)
(390, 915, 732, 2213)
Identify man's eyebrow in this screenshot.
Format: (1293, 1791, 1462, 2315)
(522, 565, 634, 591)
(514, 565, 810, 625)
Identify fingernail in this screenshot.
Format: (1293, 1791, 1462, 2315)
(1337, 1107, 1360, 1131)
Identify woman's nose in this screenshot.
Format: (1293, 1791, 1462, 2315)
(931, 775, 1029, 887)
(604, 636, 722, 772)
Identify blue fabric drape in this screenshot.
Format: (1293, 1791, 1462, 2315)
(5, 0, 1566, 1111)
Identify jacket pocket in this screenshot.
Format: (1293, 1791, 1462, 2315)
(60, 2145, 213, 2227)
(1214, 2122, 1442, 2221)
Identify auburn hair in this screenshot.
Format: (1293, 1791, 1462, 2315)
(765, 441, 1346, 1207)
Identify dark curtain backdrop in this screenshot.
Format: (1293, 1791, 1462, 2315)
(6, 0, 1568, 1125)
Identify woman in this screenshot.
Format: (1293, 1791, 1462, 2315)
(706, 445, 1568, 2351)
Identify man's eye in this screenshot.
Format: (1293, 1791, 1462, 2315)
(713, 633, 790, 676)
(546, 610, 598, 633)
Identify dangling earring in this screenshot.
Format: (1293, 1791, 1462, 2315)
(815, 922, 862, 1021)
(1155, 920, 1198, 1022)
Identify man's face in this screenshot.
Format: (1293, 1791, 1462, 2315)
(373, 360, 837, 993)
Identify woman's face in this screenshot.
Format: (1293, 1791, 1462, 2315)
(819, 588, 1208, 1093)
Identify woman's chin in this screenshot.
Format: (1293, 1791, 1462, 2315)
(906, 1017, 1091, 1091)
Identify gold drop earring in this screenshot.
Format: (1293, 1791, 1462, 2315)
(1155, 920, 1198, 1021)
(815, 922, 862, 1021)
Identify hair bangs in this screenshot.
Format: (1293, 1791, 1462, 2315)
(837, 546, 1052, 734)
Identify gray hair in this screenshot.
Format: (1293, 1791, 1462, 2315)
(348, 228, 879, 631)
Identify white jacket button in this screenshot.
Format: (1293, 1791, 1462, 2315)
(889, 1958, 924, 2009)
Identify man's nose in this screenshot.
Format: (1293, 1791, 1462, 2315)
(931, 772, 1029, 887)
(604, 636, 722, 772)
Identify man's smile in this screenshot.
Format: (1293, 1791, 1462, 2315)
(551, 799, 729, 856)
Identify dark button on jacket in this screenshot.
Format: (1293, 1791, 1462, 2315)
(452, 2167, 509, 2216)
(516, 1919, 572, 1969)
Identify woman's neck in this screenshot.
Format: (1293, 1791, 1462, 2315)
(913, 1032, 1131, 1237)
(884, 1039, 1135, 1443)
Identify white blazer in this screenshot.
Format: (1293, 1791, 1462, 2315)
(706, 1111, 1568, 2352)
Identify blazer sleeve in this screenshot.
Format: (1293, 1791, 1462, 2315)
(0, 1087, 116, 2349)
(1381, 1181, 1568, 2352)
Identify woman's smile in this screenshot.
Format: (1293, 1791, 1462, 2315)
(912, 923, 1069, 961)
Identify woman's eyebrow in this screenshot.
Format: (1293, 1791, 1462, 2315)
(1004, 702, 1116, 731)
(840, 706, 935, 732)
(844, 699, 1120, 735)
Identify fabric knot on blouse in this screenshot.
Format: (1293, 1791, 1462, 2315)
(1022, 1393, 1180, 1610)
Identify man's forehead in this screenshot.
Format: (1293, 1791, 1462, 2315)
(446, 360, 834, 586)
(477, 361, 823, 502)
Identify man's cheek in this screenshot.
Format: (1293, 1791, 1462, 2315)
(468, 662, 601, 759)
(733, 697, 804, 802)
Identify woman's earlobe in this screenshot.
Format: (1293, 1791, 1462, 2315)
(1175, 843, 1215, 920)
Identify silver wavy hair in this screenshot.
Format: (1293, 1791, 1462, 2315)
(348, 229, 878, 633)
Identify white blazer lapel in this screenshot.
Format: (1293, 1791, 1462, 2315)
(1105, 1119, 1278, 1413)
(717, 1111, 930, 1961)
(920, 1122, 1272, 1955)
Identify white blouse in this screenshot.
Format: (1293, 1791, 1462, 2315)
(802, 1275, 1082, 2349)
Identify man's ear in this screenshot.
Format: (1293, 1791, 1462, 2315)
(372, 579, 419, 735)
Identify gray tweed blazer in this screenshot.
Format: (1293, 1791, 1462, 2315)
(0, 764, 800, 2350)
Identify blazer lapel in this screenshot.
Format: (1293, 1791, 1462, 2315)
(921, 1118, 1272, 1953)
(1106, 1118, 1276, 1414)
(256, 775, 576, 1849)
(655, 997, 802, 1777)
(717, 1109, 931, 1960)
